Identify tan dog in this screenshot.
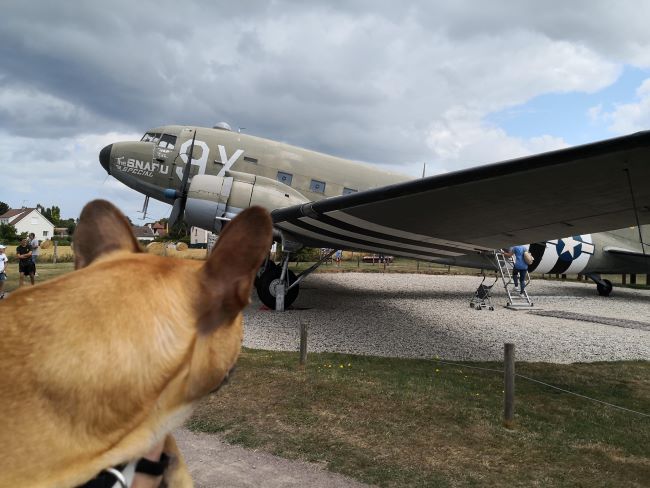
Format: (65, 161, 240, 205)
(0, 200, 272, 487)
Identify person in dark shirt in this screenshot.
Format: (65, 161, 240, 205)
(16, 237, 36, 286)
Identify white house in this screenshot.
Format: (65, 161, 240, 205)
(191, 226, 215, 247)
(131, 225, 155, 242)
(0, 208, 55, 240)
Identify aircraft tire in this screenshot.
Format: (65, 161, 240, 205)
(256, 266, 299, 309)
(255, 260, 279, 288)
(596, 279, 613, 297)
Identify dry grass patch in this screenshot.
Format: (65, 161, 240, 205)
(189, 350, 649, 487)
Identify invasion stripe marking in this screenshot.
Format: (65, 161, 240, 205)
(312, 213, 469, 255)
(298, 217, 465, 256)
(326, 210, 490, 252)
(276, 222, 459, 260)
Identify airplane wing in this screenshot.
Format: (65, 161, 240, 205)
(271, 131, 650, 260)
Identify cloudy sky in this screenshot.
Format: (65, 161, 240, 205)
(2, 1, 650, 222)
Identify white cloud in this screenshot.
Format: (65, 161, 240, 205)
(598, 78, 650, 134)
(0, 130, 153, 219)
(424, 108, 567, 171)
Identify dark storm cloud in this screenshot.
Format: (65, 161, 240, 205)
(1, 0, 649, 168)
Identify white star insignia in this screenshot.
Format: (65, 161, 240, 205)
(559, 237, 580, 258)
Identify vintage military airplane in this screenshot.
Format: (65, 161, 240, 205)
(99, 123, 650, 309)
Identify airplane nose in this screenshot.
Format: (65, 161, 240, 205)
(99, 144, 112, 174)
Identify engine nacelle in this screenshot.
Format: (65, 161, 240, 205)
(184, 172, 310, 233)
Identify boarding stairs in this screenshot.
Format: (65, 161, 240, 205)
(494, 250, 534, 309)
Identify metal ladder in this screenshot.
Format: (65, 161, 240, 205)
(494, 250, 534, 309)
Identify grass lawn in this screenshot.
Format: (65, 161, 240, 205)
(189, 350, 649, 488)
(1, 262, 74, 294)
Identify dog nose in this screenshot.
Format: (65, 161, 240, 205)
(99, 144, 112, 174)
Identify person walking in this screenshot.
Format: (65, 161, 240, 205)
(505, 245, 529, 295)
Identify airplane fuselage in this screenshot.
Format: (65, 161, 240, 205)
(101, 124, 410, 209)
(99, 124, 649, 281)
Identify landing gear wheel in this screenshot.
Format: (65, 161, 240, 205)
(256, 266, 299, 309)
(597, 279, 613, 297)
(255, 260, 278, 288)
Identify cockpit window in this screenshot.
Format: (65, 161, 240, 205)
(141, 132, 161, 143)
(158, 134, 177, 149)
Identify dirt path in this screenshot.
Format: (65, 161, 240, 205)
(174, 428, 373, 487)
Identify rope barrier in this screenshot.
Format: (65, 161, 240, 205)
(424, 357, 650, 418)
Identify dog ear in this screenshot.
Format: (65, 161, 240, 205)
(196, 206, 273, 333)
(74, 199, 141, 269)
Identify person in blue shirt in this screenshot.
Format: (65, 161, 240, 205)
(505, 245, 528, 295)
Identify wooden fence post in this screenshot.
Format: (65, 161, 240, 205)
(53, 240, 58, 264)
(299, 321, 308, 366)
(504, 343, 515, 429)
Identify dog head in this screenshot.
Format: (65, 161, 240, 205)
(0, 199, 272, 487)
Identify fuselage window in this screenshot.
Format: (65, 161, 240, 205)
(244, 156, 258, 164)
(277, 171, 293, 186)
(310, 179, 326, 193)
(141, 132, 162, 144)
(342, 187, 357, 195)
(158, 134, 177, 150)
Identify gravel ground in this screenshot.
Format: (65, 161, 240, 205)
(243, 273, 650, 363)
(177, 273, 648, 486)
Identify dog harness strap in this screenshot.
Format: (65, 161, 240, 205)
(135, 452, 169, 476)
(77, 466, 127, 488)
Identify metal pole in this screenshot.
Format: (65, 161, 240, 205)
(299, 321, 307, 366)
(275, 283, 285, 311)
(504, 343, 515, 429)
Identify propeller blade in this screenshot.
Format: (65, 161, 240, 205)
(179, 130, 197, 193)
(168, 199, 184, 229)
(167, 130, 197, 228)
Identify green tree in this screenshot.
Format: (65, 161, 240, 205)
(64, 218, 77, 236)
(167, 221, 189, 240)
(0, 223, 18, 242)
(0, 201, 9, 216)
(50, 206, 61, 225)
(36, 203, 61, 226)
